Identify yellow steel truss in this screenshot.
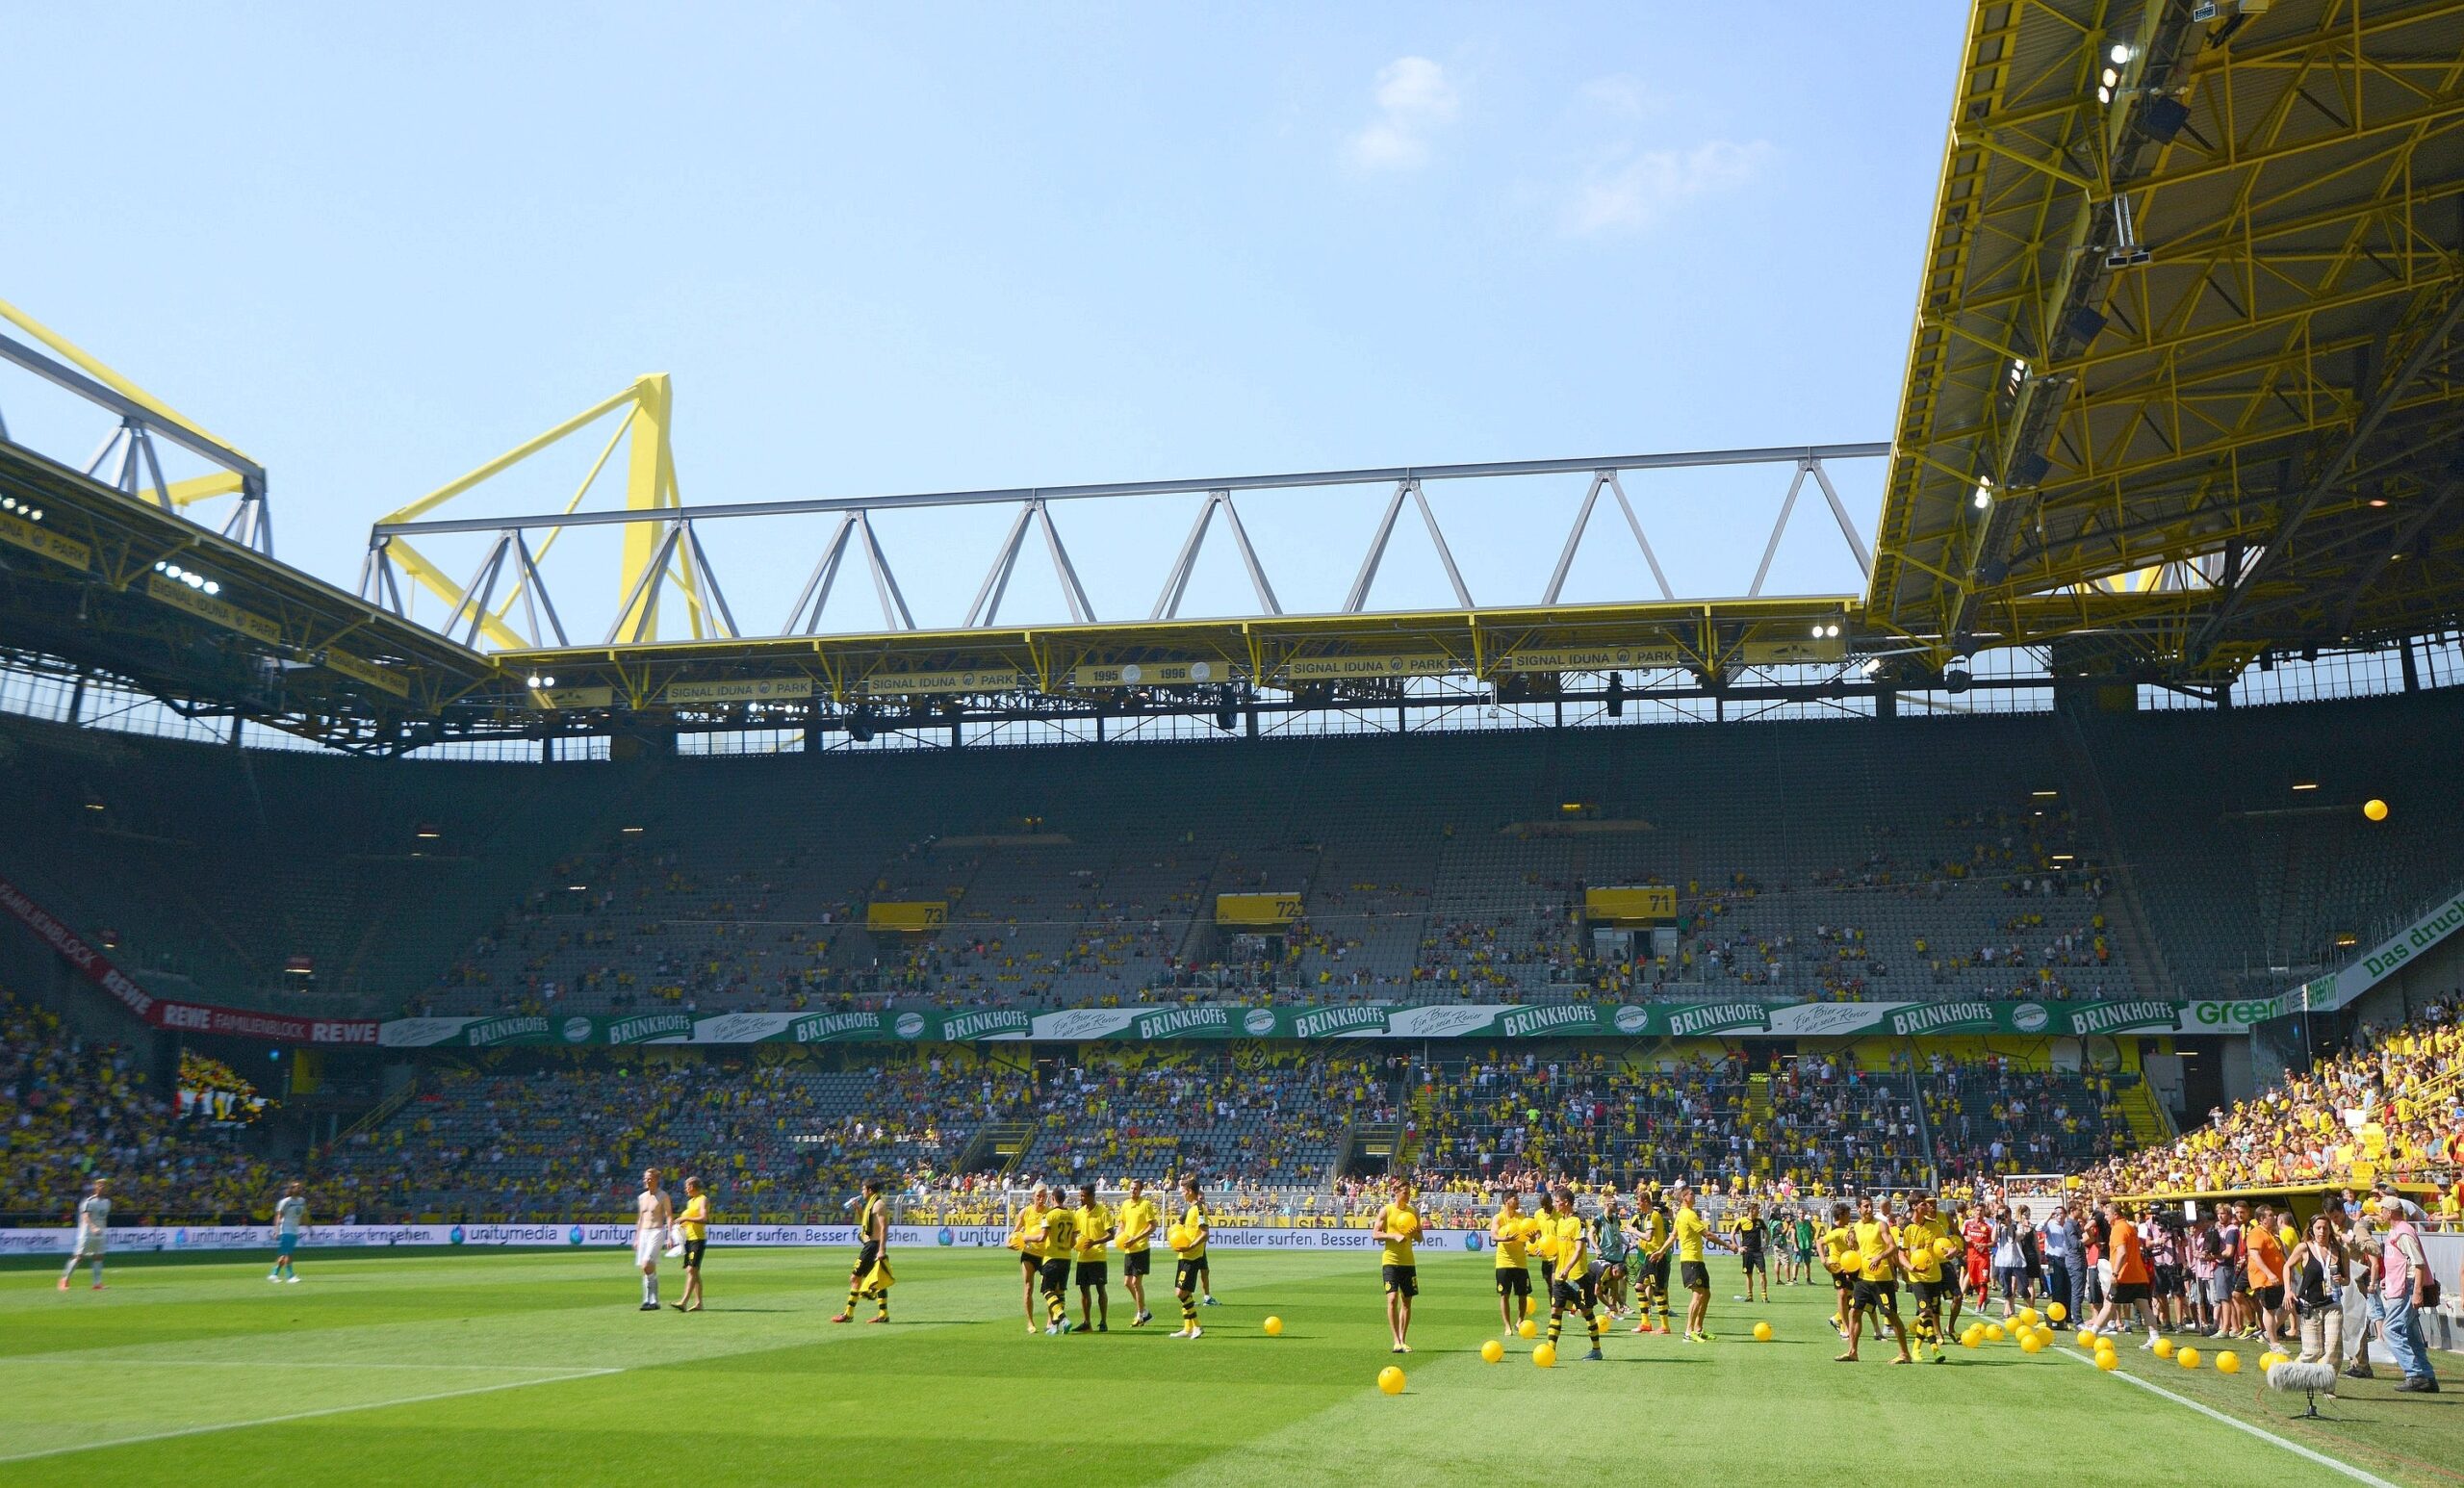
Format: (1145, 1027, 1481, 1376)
(371, 374, 713, 648)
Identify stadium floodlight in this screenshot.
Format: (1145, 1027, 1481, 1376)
(201, 580, 219, 596)
(2101, 66, 2118, 88)
(1861, 657, 1883, 676)
(0, 497, 13, 510)
(1971, 480, 1993, 510)
(2108, 42, 2131, 64)
(2098, 86, 2113, 104)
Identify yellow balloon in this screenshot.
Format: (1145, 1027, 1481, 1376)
(1961, 1324, 1985, 1347)
(2151, 1337, 2174, 1359)
(2016, 1308, 2040, 1327)
(2095, 1350, 2119, 1372)
(2215, 1350, 2241, 1375)
(2019, 1333, 2045, 1354)
(2365, 798, 2390, 822)
(1519, 1319, 1539, 1339)
(1532, 1343, 1558, 1369)
(1985, 1323, 2007, 1342)
(1480, 1340, 1505, 1364)
(1167, 1224, 1193, 1251)
(1752, 1321, 1774, 1342)
(1262, 1316, 1283, 1337)
(2177, 1347, 2201, 1370)
(1520, 1218, 1544, 1239)
(2046, 1301, 2067, 1322)
(1377, 1366, 1405, 1396)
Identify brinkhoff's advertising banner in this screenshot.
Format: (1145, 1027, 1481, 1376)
(0, 1223, 1486, 1256)
(375, 996, 2274, 1048)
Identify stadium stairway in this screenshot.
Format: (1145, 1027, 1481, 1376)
(2056, 707, 2180, 1000)
(962, 1120, 1037, 1176)
(1746, 1072, 1772, 1129)
(2115, 1079, 2174, 1147)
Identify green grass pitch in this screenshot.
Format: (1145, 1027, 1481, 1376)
(4, 1247, 2455, 1485)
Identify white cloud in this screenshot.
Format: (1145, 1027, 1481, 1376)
(1346, 56, 1458, 171)
(1564, 138, 1774, 236)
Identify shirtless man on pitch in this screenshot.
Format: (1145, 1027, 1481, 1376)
(635, 1168, 674, 1312)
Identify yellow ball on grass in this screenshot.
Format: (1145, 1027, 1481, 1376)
(1519, 1319, 1538, 1339)
(1377, 1366, 1405, 1396)
(1985, 1323, 2006, 1342)
(2151, 1337, 2174, 1360)
(2019, 1332, 2045, 1354)
(1480, 1340, 1505, 1364)
(1262, 1316, 1283, 1337)
(2095, 1350, 2119, 1371)
(1752, 1321, 1774, 1342)
(1532, 1343, 1557, 1369)
(2046, 1301, 2067, 1322)
(2214, 1350, 2241, 1375)
(1960, 1324, 1985, 1348)
(2016, 1307, 2040, 1327)
(2177, 1347, 2201, 1370)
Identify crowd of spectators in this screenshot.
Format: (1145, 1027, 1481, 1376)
(2086, 1002, 2464, 1195)
(0, 989, 281, 1222)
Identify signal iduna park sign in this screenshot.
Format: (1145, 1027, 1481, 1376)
(374, 995, 2276, 1047)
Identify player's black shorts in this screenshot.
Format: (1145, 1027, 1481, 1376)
(856, 1241, 882, 1273)
(1383, 1264, 1419, 1297)
(2110, 1280, 2151, 1303)
(2253, 1283, 2284, 1310)
(1740, 1248, 1766, 1273)
(1681, 1260, 1710, 1293)
(1074, 1260, 1108, 1288)
(1650, 1257, 1672, 1293)
(1122, 1249, 1150, 1277)
(1496, 1267, 1531, 1298)
(1539, 1259, 1555, 1286)
(681, 1238, 706, 1268)
(1175, 1258, 1204, 1294)
(1553, 1271, 1598, 1311)
(1039, 1257, 1072, 1295)
(1854, 1277, 1899, 1307)
(1910, 1276, 1950, 1304)
(1020, 1249, 1041, 1275)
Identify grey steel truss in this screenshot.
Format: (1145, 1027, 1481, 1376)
(0, 328, 273, 556)
(365, 442, 1887, 647)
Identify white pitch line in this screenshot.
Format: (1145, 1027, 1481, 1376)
(2058, 1347, 2400, 1488)
(0, 1358, 603, 1372)
(0, 1366, 622, 1464)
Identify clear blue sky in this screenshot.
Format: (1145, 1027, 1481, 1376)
(3, 3, 1964, 641)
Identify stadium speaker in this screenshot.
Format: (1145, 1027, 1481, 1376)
(2063, 306, 2107, 346)
(847, 707, 875, 743)
(1942, 654, 1973, 695)
(2143, 94, 2190, 144)
(2007, 451, 2051, 487)
(1604, 673, 1626, 718)
(1212, 688, 1238, 732)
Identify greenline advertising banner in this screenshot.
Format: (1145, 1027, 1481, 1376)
(376, 996, 2270, 1047)
(2287, 886, 2464, 1016)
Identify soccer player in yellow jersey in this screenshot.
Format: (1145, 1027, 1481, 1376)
(1897, 1193, 1951, 1363)
(1372, 1176, 1422, 1353)
(1032, 1191, 1081, 1336)
(1490, 1191, 1534, 1339)
(1011, 1185, 1052, 1336)
(1628, 1191, 1674, 1335)
(1668, 1183, 1713, 1342)
(673, 1175, 710, 1314)
(834, 1177, 891, 1323)
(1547, 1186, 1606, 1361)
(1072, 1181, 1113, 1334)
(1170, 1178, 1209, 1340)
(1820, 1201, 1859, 1339)
(1116, 1176, 1158, 1327)
(1838, 1194, 1912, 1364)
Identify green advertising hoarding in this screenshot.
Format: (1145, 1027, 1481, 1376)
(378, 995, 2268, 1048)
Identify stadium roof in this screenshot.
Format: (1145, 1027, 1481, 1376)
(1873, 0, 2464, 676)
(4, 0, 2462, 751)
